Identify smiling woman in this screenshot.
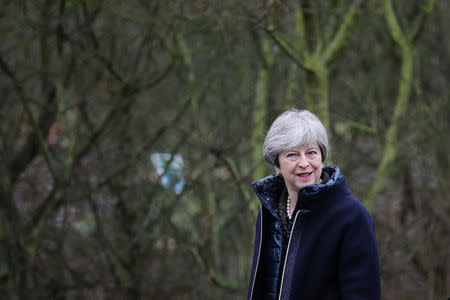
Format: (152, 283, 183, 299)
(248, 109, 381, 300)
(276, 145, 323, 216)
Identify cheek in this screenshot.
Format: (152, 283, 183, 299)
(317, 165, 323, 175)
(279, 160, 294, 171)
(313, 161, 322, 172)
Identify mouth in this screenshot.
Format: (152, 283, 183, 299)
(297, 172, 312, 177)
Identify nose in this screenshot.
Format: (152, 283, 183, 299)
(297, 155, 309, 168)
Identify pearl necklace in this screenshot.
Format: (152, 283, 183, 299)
(287, 195, 292, 220)
(286, 179, 322, 220)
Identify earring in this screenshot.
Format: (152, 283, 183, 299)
(276, 170, 280, 175)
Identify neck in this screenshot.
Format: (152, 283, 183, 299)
(287, 188, 298, 210)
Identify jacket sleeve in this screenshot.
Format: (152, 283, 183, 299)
(247, 208, 262, 300)
(338, 207, 381, 300)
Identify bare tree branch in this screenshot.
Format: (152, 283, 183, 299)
(323, 0, 362, 65)
(0, 55, 57, 184)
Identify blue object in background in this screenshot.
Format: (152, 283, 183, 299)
(150, 153, 186, 194)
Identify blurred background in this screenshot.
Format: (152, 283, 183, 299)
(0, 0, 448, 299)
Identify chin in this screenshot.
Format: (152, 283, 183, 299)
(297, 180, 316, 189)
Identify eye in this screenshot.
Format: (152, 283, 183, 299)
(306, 150, 318, 157)
(286, 152, 298, 160)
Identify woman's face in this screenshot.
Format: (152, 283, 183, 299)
(275, 144, 323, 195)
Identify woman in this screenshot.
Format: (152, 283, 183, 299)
(247, 109, 380, 300)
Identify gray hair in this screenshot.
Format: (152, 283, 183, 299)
(263, 109, 329, 166)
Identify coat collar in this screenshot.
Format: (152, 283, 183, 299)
(252, 165, 344, 218)
(251, 172, 285, 218)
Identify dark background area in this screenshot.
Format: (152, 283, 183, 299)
(1, 0, 448, 299)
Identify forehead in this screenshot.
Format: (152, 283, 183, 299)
(281, 144, 320, 152)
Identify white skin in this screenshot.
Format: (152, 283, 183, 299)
(274, 143, 323, 216)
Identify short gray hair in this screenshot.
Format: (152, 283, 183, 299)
(263, 109, 329, 166)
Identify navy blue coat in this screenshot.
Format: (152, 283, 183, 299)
(247, 165, 380, 300)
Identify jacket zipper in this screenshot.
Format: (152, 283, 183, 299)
(277, 210, 301, 300)
(249, 207, 263, 300)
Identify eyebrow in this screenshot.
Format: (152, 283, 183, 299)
(285, 146, 319, 152)
(306, 145, 320, 150)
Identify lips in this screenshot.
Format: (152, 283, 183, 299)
(298, 172, 312, 177)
